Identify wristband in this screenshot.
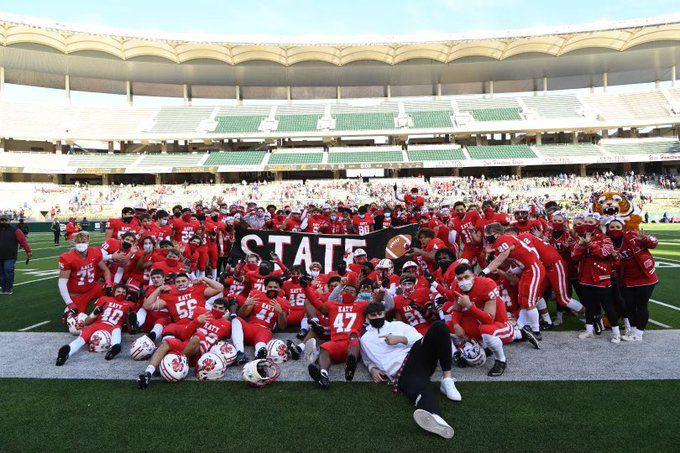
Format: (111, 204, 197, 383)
(481, 267, 490, 276)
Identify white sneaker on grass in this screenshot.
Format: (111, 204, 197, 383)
(440, 377, 462, 402)
(413, 409, 454, 439)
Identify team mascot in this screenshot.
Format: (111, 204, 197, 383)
(590, 191, 643, 231)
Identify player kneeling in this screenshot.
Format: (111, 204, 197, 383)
(56, 285, 136, 366)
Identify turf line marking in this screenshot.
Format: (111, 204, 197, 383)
(18, 321, 50, 331)
(14, 276, 58, 286)
(648, 319, 671, 329)
(23, 254, 61, 262)
(650, 299, 680, 311)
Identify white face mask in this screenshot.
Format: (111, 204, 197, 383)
(160, 219, 168, 226)
(310, 270, 320, 278)
(143, 244, 154, 253)
(458, 279, 474, 292)
(75, 243, 88, 253)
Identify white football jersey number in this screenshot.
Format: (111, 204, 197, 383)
(176, 299, 197, 319)
(255, 308, 275, 324)
(101, 307, 124, 326)
(333, 312, 357, 333)
(404, 309, 426, 326)
(289, 292, 306, 307)
(76, 268, 96, 286)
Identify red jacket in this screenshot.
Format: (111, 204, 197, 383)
(571, 231, 616, 288)
(614, 232, 658, 287)
(547, 228, 578, 280)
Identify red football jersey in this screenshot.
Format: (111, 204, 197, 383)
(244, 269, 284, 293)
(106, 219, 140, 240)
(59, 248, 104, 293)
(512, 219, 544, 234)
(394, 289, 432, 333)
(283, 279, 308, 311)
(326, 300, 370, 341)
(93, 296, 136, 328)
(172, 218, 201, 244)
(161, 285, 208, 323)
(451, 211, 481, 247)
(243, 291, 291, 330)
(518, 233, 562, 267)
(351, 215, 375, 236)
(195, 317, 232, 351)
(305, 215, 329, 234)
(404, 194, 426, 209)
(442, 277, 505, 322)
(492, 235, 540, 269)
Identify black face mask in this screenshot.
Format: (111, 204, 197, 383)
(266, 289, 278, 299)
(438, 260, 452, 272)
(485, 234, 497, 244)
(336, 263, 347, 275)
(121, 241, 133, 250)
(259, 265, 271, 275)
(173, 211, 181, 218)
(122, 216, 134, 224)
(369, 317, 385, 329)
(284, 210, 291, 215)
(211, 215, 219, 221)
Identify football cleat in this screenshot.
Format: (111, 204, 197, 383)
(452, 350, 467, 368)
(309, 319, 326, 337)
(345, 354, 357, 382)
(539, 320, 553, 331)
(105, 343, 122, 361)
(532, 330, 542, 341)
(484, 347, 493, 358)
(137, 372, 151, 390)
(286, 340, 301, 361)
(235, 351, 248, 365)
(55, 345, 70, 366)
(308, 364, 330, 389)
(296, 328, 308, 340)
(256, 347, 267, 360)
(521, 326, 540, 350)
(610, 335, 621, 344)
(487, 360, 507, 377)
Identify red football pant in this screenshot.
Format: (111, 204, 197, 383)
(163, 321, 197, 341)
(461, 245, 481, 264)
(241, 321, 274, 346)
(518, 263, 545, 309)
(479, 322, 515, 345)
(544, 260, 571, 308)
(70, 284, 105, 314)
(321, 339, 351, 364)
(81, 322, 115, 342)
(207, 243, 218, 269)
(197, 247, 209, 272)
(287, 309, 306, 327)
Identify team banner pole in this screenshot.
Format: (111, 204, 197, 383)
(230, 225, 418, 273)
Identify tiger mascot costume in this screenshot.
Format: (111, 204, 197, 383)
(590, 191, 643, 231)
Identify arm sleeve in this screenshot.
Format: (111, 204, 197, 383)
(381, 291, 395, 312)
(58, 278, 74, 306)
(468, 305, 494, 324)
(304, 286, 324, 310)
(15, 229, 31, 253)
(328, 284, 344, 303)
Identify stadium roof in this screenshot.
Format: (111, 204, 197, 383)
(1, 14, 680, 97)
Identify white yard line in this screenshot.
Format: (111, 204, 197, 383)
(650, 298, 680, 312)
(21, 254, 61, 262)
(18, 321, 51, 331)
(648, 319, 671, 329)
(14, 276, 58, 286)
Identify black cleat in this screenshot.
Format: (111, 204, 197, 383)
(594, 316, 604, 335)
(152, 368, 161, 377)
(235, 351, 248, 365)
(453, 350, 467, 368)
(256, 347, 267, 360)
(521, 326, 540, 350)
(484, 347, 494, 358)
(345, 354, 357, 382)
(286, 340, 301, 360)
(539, 320, 554, 331)
(105, 343, 122, 361)
(56, 345, 70, 366)
(310, 319, 326, 337)
(296, 328, 308, 340)
(146, 332, 157, 342)
(487, 359, 507, 377)
(137, 372, 151, 390)
(308, 364, 330, 389)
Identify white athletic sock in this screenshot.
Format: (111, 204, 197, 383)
(513, 329, 523, 341)
(300, 317, 309, 331)
(321, 369, 329, 376)
(111, 328, 122, 346)
(585, 324, 594, 334)
(255, 341, 267, 353)
(536, 298, 547, 311)
(211, 269, 218, 280)
(555, 312, 564, 323)
(298, 342, 306, 352)
(231, 319, 245, 352)
(525, 308, 540, 331)
(517, 310, 527, 329)
(145, 365, 155, 375)
(136, 308, 147, 326)
(623, 318, 631, 331)
(635, 328, 644, 337)
(567, 299, 584, 312)
(541, 312, 553, 324)
(611, 326, 621, 337)
(482, 334, 505, 362)
(151, 324, 164, 340)
(69, 337, 86, 355)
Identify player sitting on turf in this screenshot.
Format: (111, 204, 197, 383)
(58, 231, 113, 323)
(231, 276, 290, 364)
(134, 268, 171, 342)
(56, 284, 136, 365)
(137, 298, 232, 389)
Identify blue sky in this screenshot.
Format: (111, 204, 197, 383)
(1, 0, 679, 41)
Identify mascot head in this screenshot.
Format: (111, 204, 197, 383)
(590, 191, 642, 231)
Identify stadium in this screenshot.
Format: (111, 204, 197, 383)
(0, 4, 680, 451)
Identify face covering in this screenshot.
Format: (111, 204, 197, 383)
(166, 257, 179, 266)
(369, 317, 385, 329)
(341, 293, 356, 304)
(574, 225, 587, 236)
(329, 215, 337, 222)
(551, 222, 565, 231)
(211, 215, 219, 221)
(454, 212, 464, 219)
(402, 286, 414, 298)
(122, 216, 133, 224)
(159, 219, 168, 226)
(284, 210, 291, 215)
(608, 229, 624, 239)
(438, 260, 452, 272)
(221, 209, 228, 215)
(384, 213, 391, 218)
(483, 208, 495, 219)
(182, 214, 192, 222)
(357, 292, 373, 302)
(310, 270, 320, 278)
(122, 241, 132, 250)
(114, 293, 127, 301)
(75, 243, 88, 253)
(485, 234, 497, 244)
(173, 211, 181, 218)
(266, 289, 278, 299)
(337, 264, 347, 275)
(143, 244, 154, 253)
(583, 224, 598, 234)
(176, 283, 189, 292)
(359, 214, 366, 219)
(458, 279, 474, 292)
(259, 265, 271, 275)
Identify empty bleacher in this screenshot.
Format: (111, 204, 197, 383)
(584, 91, 671, 121)
(456, 97, 524, 122)
(150, 107, 214, 133)
(0, 102, 81, 138)
(138, 153, 205, 167)
(410, 111, 453, 128)
(333, 113, 396, 131)
(466, 145, 536, 159)
(275, 115, 321, 132)
(68, 154, 139, 168)
(72, 107, 155, 138)
(535, 143, 603, 157)
(203, 151, 266, 166)
(328, 147, 403, 164)
(600, 140, 680, 156)
(521, 95, 583, 119)
(268, 152, 324, 165)
(407, 146, 466, 161)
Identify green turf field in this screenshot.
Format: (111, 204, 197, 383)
(2, 225, 679, 333)
(1, 379, 679, 452)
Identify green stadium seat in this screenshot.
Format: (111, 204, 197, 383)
(407, 149, 466, 161)
(68, 154, 138, 168)
(410, 111, 453, 128)
(268, 153, 324, 165)
(467, 108, 523, 122)
(600, 141, 680, 156)
(521, 96, 583, 119)
(150, 107, 214, 133)
(138, 153, 205, 167)
(536, 143, 602, 157)
(275, 115, 321, 132)
(467, 145, 536, 159)
(328, 151, 403, 164)
(213, 116, 266, 133)
(333, 113, 395, 131)
(203, 151, 266, 166)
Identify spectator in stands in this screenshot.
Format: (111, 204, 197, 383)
(51, 219, 61, 246)
(0, 214, 32, 295)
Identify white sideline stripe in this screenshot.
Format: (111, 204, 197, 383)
(650, 299, 680, 312)
(18, 321, 50, 331)
(657, 256, 680, 264)
(23, 255, 61, 262)
(14, 276, 58, 286)
(648, 319, 671, 329)
(29, 246, 70, 251)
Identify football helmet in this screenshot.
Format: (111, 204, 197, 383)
(242, 359, 281, 387)
(67, 313, 88, 335)
(376, 258, 394, 275)
(402, 260, 418, 271)
(196, 352, 227, 381)
(266, 339, 289, 364)
(88, 330, 112, 352)
(210, 340, 238, 366)
(460, 339, 486, 367)
(160, 353, 189, 382)
(129, 335, 156, 361)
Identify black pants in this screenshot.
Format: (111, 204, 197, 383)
(217, 257, 229, 276)
(580, 284, 618, 327)
(397, 321, 452, 415)
(622, 284, 656, 331)
(53, 231, 60, 245)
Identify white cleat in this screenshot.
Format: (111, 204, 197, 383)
(304, 338, 319, 364)
(610, 335, 621, 344)
(440, 377, 462, 402)
(578, 331, 595, 340)
(621, 333, 642, 342)
(413, 409, 454, 439)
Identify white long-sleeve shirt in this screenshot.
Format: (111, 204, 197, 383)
(360, 320, 423, 381)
